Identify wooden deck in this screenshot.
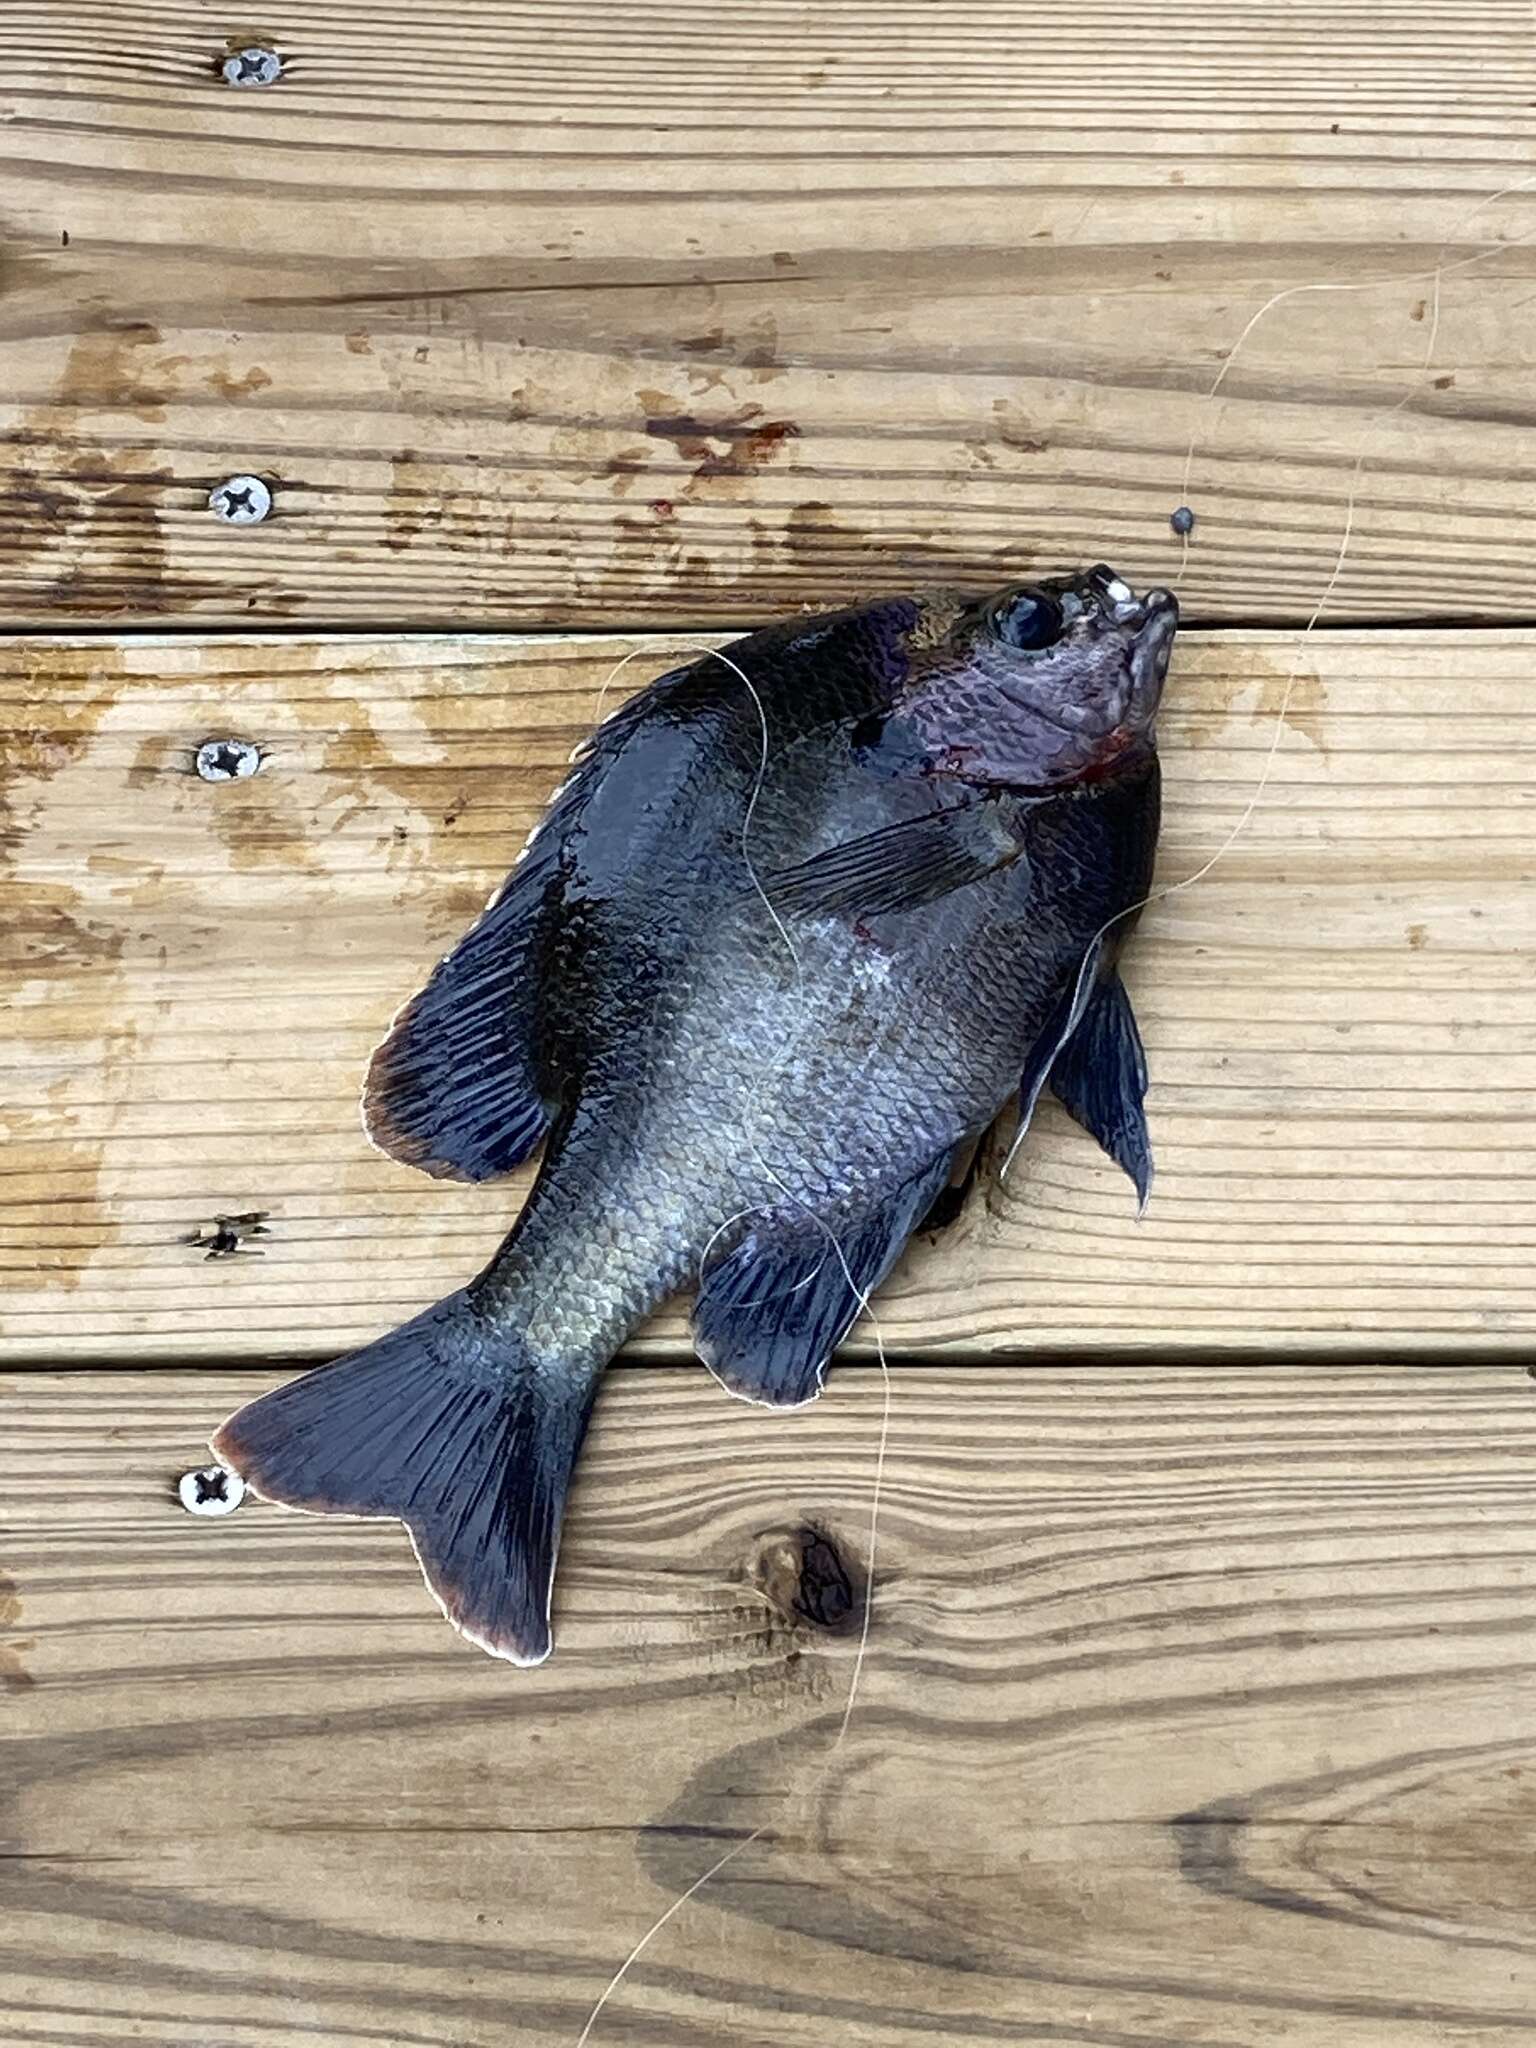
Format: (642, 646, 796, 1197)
(4, 4, 1536, 2044)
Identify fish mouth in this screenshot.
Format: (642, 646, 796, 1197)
(1081, 563, 1178, 638)
(1076, 565, 1177, 731)
(1124, 582, 1178, 728)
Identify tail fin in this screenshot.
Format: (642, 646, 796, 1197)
(211, 1292, 601, 1666)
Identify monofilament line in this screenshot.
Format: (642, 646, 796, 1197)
(1172, 168, 1536, 572)
(573, 1295, 891, 2048)
(573, 635, 890, 2045)
(1064, 179, 1536, 1190)
(577, 165, 1532, 2003)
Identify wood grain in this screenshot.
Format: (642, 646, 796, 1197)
(5, 2, 1536, 626)
(4, 626, 1532, 1364)
(4, 1364, 1536, 2046)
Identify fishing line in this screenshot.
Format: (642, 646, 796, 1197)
(1004, 177, 1536, 1179)
(573, 168, 1536, 2029)
(575, 1269, 890, 2048)
(1172, 167, 1536, 557)
(571, 637, 894, 2044)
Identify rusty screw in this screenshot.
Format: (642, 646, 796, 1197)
(209, 475, 272, 525)
(178, 1464, 246, 1517)
(195, 738, 262, 782)
(221, 47, 282, 87)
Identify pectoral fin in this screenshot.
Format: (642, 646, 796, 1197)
(765, 799, 1031, 919)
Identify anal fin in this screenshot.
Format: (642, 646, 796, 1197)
(693, 1153, 955, 1408)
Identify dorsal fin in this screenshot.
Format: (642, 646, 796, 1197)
(363, 682, 666, 1182)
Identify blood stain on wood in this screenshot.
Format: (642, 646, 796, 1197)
(639, 396, 801, 484)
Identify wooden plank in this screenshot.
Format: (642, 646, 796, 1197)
(4, 627, 1532, 1365)
(4, 2, 1536, 626)
(4, 1364, 1536, 2046)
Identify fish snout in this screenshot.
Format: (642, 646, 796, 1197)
(1127, 587, 1179, 726)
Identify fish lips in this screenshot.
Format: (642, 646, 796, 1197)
(1125, 585, 1178, 730)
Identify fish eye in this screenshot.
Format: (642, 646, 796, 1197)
(991, 589, 1063, 652)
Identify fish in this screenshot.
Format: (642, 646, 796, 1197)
(212, 565, 1177, 1665)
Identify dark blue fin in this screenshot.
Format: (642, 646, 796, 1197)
(364, 684, 665, 1182)
(694, 1153, 955, 1407)
(1049, 970, 1153, 1212)
(766, 798, 1032, 919)
(211, 1291, 603, 1665)
(1014, 937, 1104, 1142)
(364, 877, 556, 1181)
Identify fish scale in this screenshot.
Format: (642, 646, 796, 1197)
(213, 569, 1175, 1664)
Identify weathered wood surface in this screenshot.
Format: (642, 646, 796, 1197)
(5, 2, 1536, 626)
(4, 1364, 1535, 2046)
(4, 627, 1532, 1364)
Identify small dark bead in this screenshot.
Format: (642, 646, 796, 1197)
(1170, 505, 1196, 537)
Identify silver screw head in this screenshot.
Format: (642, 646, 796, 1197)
(209, 475, 272, 524)
(195, 738, 262, 782)
(222, 47, 282, 87)
(179, 1465, 246, 1516)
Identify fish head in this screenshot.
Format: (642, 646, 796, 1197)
(897, 567, 1178, 789)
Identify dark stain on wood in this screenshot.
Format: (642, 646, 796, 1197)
(3, 325, 177, 612)
(751, 1521, 867, 1641)
(0, 1571, 34, 1693)
(641, 401, 801, 482)
(781, 499, 851, 558)
(20, 892, 129, 969)
(384, 450, 445, 554)
(206, 366, 273, 401)
(992, 398, 1050, 455)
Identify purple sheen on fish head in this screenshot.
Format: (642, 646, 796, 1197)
(896, 567, 1178, 791)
